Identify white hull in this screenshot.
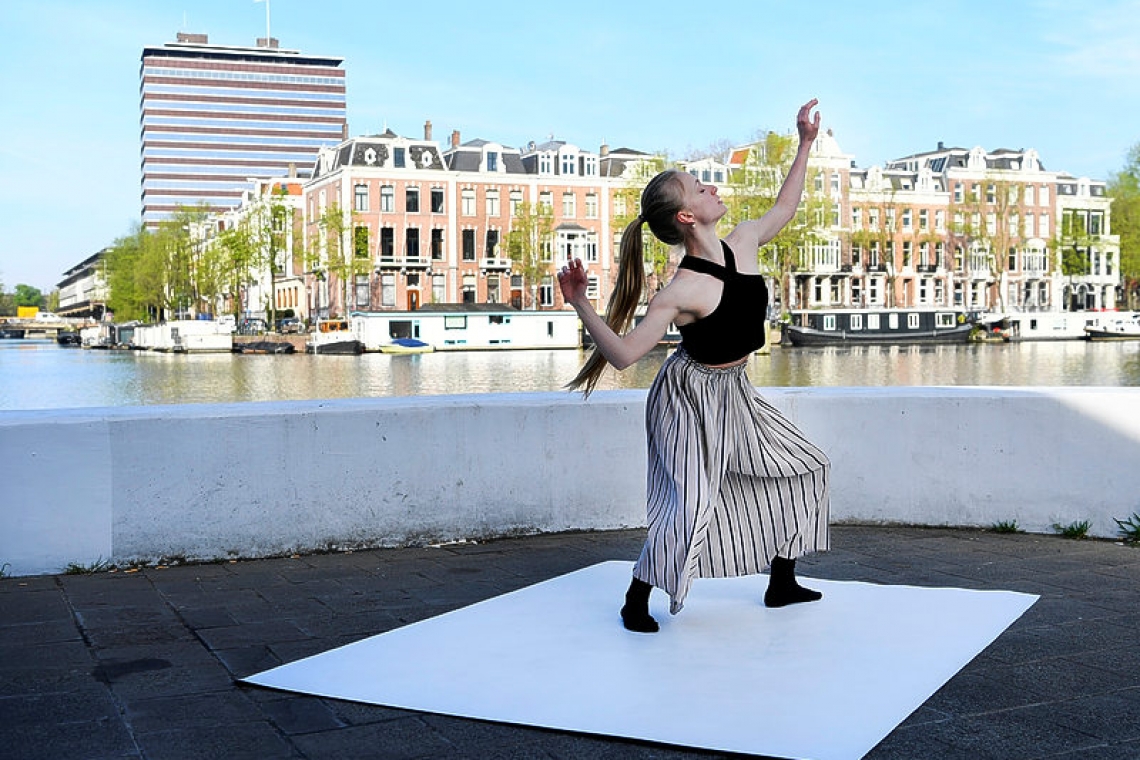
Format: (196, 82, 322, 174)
(130, 321, 233, 353)
(350, 308, 580, 352)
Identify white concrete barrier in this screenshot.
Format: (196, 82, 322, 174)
(2, 387, 1138, 576)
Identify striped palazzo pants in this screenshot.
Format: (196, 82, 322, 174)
(633, 348, 831, 614)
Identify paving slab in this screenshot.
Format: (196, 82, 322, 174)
(1, 525, 1139, 759)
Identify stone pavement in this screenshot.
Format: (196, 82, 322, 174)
(2, 525, 1140, 760)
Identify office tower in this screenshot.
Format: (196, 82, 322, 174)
(139, 32, 346, 226)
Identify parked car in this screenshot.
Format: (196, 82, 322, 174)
(237, 318, 268, 336)
(277, 317, 302, 334)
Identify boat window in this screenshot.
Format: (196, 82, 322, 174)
(488, 315, 511, 325)
(935, 313, 955, 328)
(444, 316, 468, 330)
(888, 314, 899, 330)
(867, 314, 880, 330)
(850, 314, 863, 330)
(907, 313, 920, 329)
(823, 315, 837, 331)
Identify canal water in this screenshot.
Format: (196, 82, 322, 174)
(2, 339, 1138, 411)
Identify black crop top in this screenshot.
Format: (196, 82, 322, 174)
(676, 241, 769, 365)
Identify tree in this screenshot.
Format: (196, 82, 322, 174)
(1109, 142, 1140, 309)
(505, 201, 554, 308)
(105, 226, 167, 322)
(613, 155, 672, 294)
(13, 284, 44, 309)
(316, 202, 366, 317)
(723, 131, 830, 311)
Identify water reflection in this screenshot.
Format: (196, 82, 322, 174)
(1, 338, 1137, 411)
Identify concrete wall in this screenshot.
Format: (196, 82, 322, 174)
(3, 387, 1139, 576)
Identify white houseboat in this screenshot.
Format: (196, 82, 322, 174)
(130, 320, 233, 353)
(783, 308, 973, 347)
(983, 311, 1114, 341)
(349, 306, 580, 352)
(306, 319, 364, 355)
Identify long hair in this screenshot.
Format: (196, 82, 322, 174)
(567, 169, 687, 396)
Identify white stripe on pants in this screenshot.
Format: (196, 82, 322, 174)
(633, 348, 831, 614)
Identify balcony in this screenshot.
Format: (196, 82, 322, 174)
(480, 257, 513, 272)
(375, 255, 432, 271)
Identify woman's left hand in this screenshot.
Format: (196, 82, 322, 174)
(797, 98, 821, 143)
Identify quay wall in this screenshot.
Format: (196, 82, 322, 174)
(2, 387, 1139, 576)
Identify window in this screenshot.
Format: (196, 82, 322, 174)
(586, 275, 600, 300)
(1040, 213, 1049, 237)
(823, 315, 837, 330)
(354, 184, 369, 212)
(380, 185, 395, 212)
(585, 193, 598, 219)
(902, 209, 912, 230)
(431, 188, 444, 213)
(888, 313, 899, 329)
(509, 190, 523, 216)
(538, 191, 553, 210)
(935, 210, 945, 232)
(953, 183, 963, 203)
(561, 154, 576, 175)
(380, 274, 395, 307)
(406, 228, 420, 260)
(486, 189, 500, 217)
(1040, 186, 1049, 206)
(886, 208, 896, 230)
(850, 314, 863, 330)
(432, 274, 445, 303)
(539, 154, 552, 174)
(380, 227, 394, 259)
(831, 173, 840, 194)
(902, 241, 911, 267)
(562, 192, 576, 217)
(1008, 247, 1017, 271)
(461, 189, 476, 216)
(585, 233, 598, 263)
(406, 187, 420, 213)
(486, 151, 498, 172)
(868, 312, 880, 329)
(919, 209, 928, 230)
(358, 274, 373, 308)
(540, 276, 554, 306)
(1090, 211, 1103, 235)
(582, 156, 597, 176)
(462, 229, 476, 261)
(986, 184, 996, 204)
(462, 275, 477, 304)
(1026, 213, 1035, 237)
(852, 207, 862, 229)
(486, 275, 500, 302)
(869, 208, 879, 229)
(936, 312, 955, 328)
(394, 148, 406, 168)
(485, 229, 499, 258)
(353, 226, 369, 258)
(431, 229, 444, 260)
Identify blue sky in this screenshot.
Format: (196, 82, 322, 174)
(1, 0, 1138, 292)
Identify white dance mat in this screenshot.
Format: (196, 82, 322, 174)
(243, 561, 1036, 760)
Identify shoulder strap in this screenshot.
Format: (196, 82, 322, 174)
(677, 255, 727, 280)
(720, 240, 738, 274)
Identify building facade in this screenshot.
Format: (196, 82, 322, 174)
(139, 32, 346, 228)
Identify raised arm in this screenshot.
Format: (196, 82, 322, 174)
(726, 99, 821, 255)
(558, 258, 678, 370)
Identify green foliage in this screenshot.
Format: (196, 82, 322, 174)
(63, 557, 113, 575)
(1114, 512, 1140, 544)
(1109, 143, 1140, 309)
(1051, 519, 1091, 539)
(990, 520, 1022, 534)
(316, 202, 367, 316)
(613, 155, 672, 294)
(13, 283, 44, 308)
(505, 201, 555, 307)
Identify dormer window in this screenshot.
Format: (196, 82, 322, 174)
(394, 147, 406, 168)
(487, 151, 499, 172)
(539, 154, 553, 174)
(561, 154, 576, 175)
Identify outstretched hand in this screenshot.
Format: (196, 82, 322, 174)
(557, 258, 588, 305)
(797, 98, 821, 144)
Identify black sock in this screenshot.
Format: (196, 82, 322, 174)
(620, 577, 659, 633)
(764, 556, 822, 608)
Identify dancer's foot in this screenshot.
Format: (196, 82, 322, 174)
(764, 556, 823, 608)
(621, 577, 659, 633)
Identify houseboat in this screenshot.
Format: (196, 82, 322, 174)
(306, 319, 363, 355)
(130, 320, 233, 353)
(782, 308, 973, 347)
(349, 305, 580, 352)
(1085, 312, 1140, 340)
(983, 311, 1114, 341)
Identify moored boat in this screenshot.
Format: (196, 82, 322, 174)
(306, 319, 363, 355)
(379, 338, 434, 354)
(350, 305, 579, 352)
(783, 308, 972, 346)
(1085, 313, 1140, 340)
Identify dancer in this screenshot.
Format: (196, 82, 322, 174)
(558, 99, 831, 633)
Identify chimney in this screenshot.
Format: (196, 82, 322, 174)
(288, 163, 296, 178)
(451, 130, 461, 149)
(256, 37, 280, 49)
(600, 142, 609, 157)
(424, 120, 433, 141)
(937, 141, 945, 151)
(176, 32, 209, 44)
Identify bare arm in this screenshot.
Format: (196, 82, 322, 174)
(727, 99, 821, 255)
(557, 258, 679, 370)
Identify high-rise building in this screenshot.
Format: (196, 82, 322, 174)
(139, 32, 346, 227)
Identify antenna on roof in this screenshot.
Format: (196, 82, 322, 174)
(253, 0, 271, 41)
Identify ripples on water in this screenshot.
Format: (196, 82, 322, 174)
(1, 339, 1138, 411)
